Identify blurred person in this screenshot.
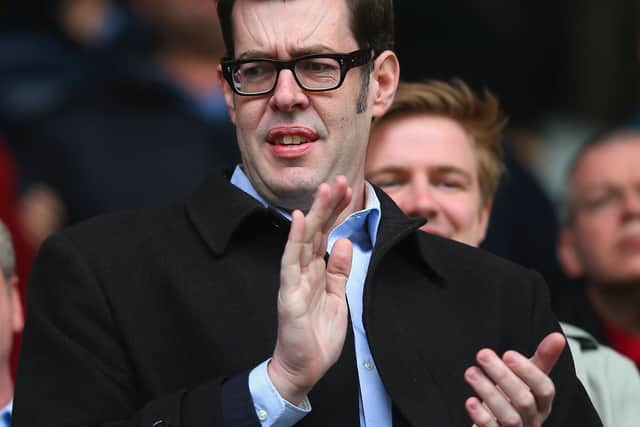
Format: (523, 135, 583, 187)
(0, 0, 138, 126)
(558, 129, 640, 369)
(366, 80, 640, 426)
(15, 0, 239, 229)
(0, 137, 34, 377)
(0, 220, 25, 426)
(1, 0, 147, 248)
(13, 1, 601, 426)
(480, 143, 574, 319)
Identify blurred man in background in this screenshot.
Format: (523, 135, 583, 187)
(0, 220, 25, 426)
(366, 80, 640, 426)
(558, 129, 640, 369)
(11, 0, 239, 244)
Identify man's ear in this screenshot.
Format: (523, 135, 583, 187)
(557, 228, 584, 278)
(218, 64, 237, 125)
(370, 50, 400, 119)
(9, 276, 24, 334)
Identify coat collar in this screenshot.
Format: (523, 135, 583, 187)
(371, 185, 445, 282)
(186, 171, 445, 280)
(186, 169, 283, 257)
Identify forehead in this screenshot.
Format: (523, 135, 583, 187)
(368, 115, 478, 172)
(231, 0, 356, 57)
(572, 137, 640, 189)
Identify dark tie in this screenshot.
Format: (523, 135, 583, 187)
(2, 410, 10, 427)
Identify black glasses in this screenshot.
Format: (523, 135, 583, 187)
(221, 49, 372, 96)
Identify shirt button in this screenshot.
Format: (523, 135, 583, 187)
(363, 360, 374, 370)
(257, 409, 268, 421)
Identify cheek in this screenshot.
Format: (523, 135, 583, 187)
(385, 187, 410, 209)
(443, 196, 480, 230)
(234, 99, 265, 132)
(577, 220, 616, 250)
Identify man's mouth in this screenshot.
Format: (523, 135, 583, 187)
(266, 126, 318, 145)
(266, 126, 318, 159)
(275, 135, 310, 146)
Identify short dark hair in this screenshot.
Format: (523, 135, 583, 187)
(217, 0, 395, 58)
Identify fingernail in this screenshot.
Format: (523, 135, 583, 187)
(503, 351, 519, 365)
(466, 369, 478, 381)
(477, 349, 494, 364)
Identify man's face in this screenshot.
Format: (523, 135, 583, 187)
(366, 115, 491, 246)
(221, 0, 379, 210)
(0, 273, 23, 368)
(560, 137, 640, 285)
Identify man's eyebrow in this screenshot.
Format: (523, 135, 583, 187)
(578, 183, 618, 194)
(433, 165, 472, 180)
(236, 44, 340, 60)
(290, 44, 339, 56)
(366, 165, 406, 178)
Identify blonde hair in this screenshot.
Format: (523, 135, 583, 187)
(373, 79, 507, 202)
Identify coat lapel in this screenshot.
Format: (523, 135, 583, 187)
(365, 189, 468, 426)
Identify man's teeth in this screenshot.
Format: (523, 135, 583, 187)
(279, 135, 309, 145)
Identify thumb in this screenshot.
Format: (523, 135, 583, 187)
(325, 238, 352, 297)
(530, 332, 566, 374)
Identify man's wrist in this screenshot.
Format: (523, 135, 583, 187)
(267, 357, 312, 406)
(249, 359, 311, 426)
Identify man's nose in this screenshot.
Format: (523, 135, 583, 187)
(621, 187, 640, 219)
(405, 182, 438, 219)
(269, 69, 310, 112)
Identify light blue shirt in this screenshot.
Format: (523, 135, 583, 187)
(230, 166, 391, 426)
(0, 400, 12, 427)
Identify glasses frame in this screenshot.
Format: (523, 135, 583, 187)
(220, 49, 373, 96)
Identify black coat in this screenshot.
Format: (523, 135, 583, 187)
(13, 170, 602, 426)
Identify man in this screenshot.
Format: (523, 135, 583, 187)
(0, 220, 24, 426)
(14, 1, 600, 426)
(557, 129, 640, 368)
(366, 79, 640, 426)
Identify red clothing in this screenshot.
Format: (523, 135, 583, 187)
(603, 318, 640, 367)
(0, 138, 33, 376)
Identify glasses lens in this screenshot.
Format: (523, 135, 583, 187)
(295, 57, 341, 90)
(233, 61, 277, 94)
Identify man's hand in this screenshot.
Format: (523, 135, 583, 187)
(268, 176, 354, 405)
(464, 332, 566, 427)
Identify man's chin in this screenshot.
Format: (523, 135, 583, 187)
(591, 271, 640, 291)
(266, 182, 318, 211)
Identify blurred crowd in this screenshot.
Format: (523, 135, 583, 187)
(0, 0, 639, 423)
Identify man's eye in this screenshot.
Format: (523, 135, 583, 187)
(582, 192, 618, 210)
(239, 63, 271, 80)
(299, 60, 338, 74)
(438, 180, 464, 189)
(375, 179, 402, 188)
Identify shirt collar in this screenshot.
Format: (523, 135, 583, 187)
(230, 165, 381, 246)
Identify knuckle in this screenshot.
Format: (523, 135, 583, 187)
(475, 415, 494, 427)
(538, 382, 555, 401)
(512, 390, 536, 412)
(494, 367, 512, 383)
(501, 412, 522, 427)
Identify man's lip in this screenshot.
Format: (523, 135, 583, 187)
(419, 225, 448, 238)
(269, 142, 314, 159)
(266, 126, 319, 144)
(619, 233, 640, 250)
